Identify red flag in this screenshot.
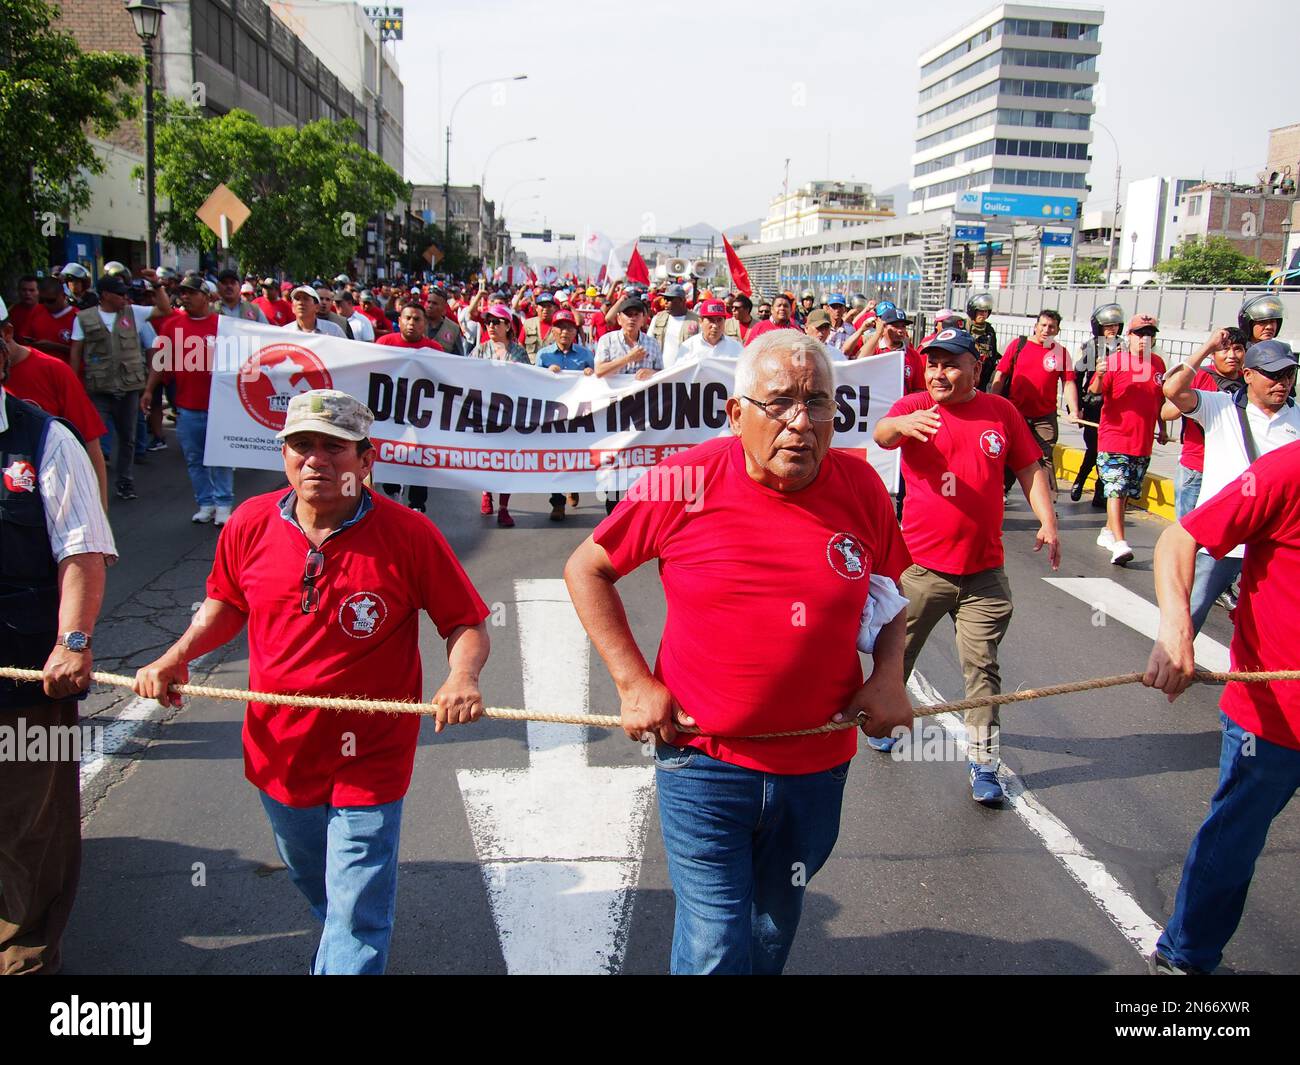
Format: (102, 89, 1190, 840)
(626, 245, 650, 285)
(722, 234, 751, 297)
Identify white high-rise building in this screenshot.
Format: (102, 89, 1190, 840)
(910, 4, 1103, 215)
(1116, 176, 1200, 278)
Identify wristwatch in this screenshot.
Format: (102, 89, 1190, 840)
(58, 631, 93, 652)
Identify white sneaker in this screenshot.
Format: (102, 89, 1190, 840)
(191, 505, 216, 524)
(1096, 527, 1116, 550)
(1110, 539, 1134, 566)
(213, 506, 233, 526)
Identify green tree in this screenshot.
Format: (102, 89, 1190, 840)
(1156, 236, 1273, 286)
(1045, 256, 1106, 285)
(0, 0, 140, 292)
(399, 222, 475, 279)
(152, 103, 409, 278)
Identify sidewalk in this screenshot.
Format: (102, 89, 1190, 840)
(1054, 420, 1180, 521)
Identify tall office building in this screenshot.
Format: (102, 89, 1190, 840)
(909, 4, 1103, 215)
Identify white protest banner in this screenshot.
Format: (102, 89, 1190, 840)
(205, 319, 902, 493)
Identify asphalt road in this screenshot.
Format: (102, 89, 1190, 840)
(61, 434, 1299, 975)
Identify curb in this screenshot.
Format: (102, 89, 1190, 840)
(1052, 444, 1177, 522)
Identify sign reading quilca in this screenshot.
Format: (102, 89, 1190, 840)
(955, 191, 1079, 221)
(205, 320, 903, 493)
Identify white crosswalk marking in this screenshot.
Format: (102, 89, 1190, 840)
(1044, 577, 1231, 672)
(908, 669, 1164, 958)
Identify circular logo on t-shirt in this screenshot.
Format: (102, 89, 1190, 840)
(979, 429, 1007, 458)
(3, 459, 37, 493)
(1043, 353, 1058, 371)
(237, 343, 333, 431)
(338, 591, 388, 639)
(827, 532, 870, 581)
(1154, 372, 1165, 385)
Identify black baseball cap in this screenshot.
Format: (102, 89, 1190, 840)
(1244, 339, 1298, 373)
(878, 306, 913, 326)
(217, 268, 241, 282)
(97, 276, 129, 296)
(619, 294, 647, 313)
(922, 328, 980, 359)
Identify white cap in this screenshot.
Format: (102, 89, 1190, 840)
(290, 285, 320, 301)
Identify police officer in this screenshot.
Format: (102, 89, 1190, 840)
(59, 263, 98, 310)
(967, 292, 1000, 390)
(0, 297, 116, 974)
(215, 268, 269, 323)
(1071, 303, 1124, 506)
(1238, 293, 1284, 347)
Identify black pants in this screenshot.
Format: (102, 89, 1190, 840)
(382, 484, 428, 508)
(90, 390, 141, 487)
(1074, 425, 1104, 504)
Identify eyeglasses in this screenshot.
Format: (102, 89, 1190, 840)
(1254, 366, 1297, 382)
(301, 549, 325, 614)
(742, 395, 837, 423)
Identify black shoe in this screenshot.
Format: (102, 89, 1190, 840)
(1070, 483, 1083, 502)
(1148, 950, 1208, 975)
(116, 482, 137, 501)
(550, 504, 565, 521)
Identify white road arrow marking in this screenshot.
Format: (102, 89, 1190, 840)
(1044, 577, 1231, 672)
(456, 578, 654, 974)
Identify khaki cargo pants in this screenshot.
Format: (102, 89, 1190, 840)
(901, 565, 1014, 764)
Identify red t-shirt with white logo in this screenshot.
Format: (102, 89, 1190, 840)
(1181, 441, 1300, 750)
(206, 489, 490, 806)
(4, 349, 107, 441)
(374, 332, 444, 350)
(1178, 369, 1218, 473)
(28, 306, 76, 359)
(594, 436, 910, 775)
(997, 338, 1075, 418)
(154, 311, 220, 410)
(253, 296, 294, 328)
(1098, 351, 1167, 457)
(883, 390, 1042, 575)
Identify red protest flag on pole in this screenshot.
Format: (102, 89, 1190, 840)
(722, 234, 752, 297)
(626, 245, 650, 286)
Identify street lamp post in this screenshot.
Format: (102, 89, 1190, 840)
(444, 75, 526, 261)
(479, 136, 536, 265)
(124, 0, 164, 269)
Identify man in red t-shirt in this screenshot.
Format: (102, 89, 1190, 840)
(742, 292, 804, 345)
(374, 303, 444, 351)
(565, 330, 912, 973)
(875, 328, 1060, 803)
(141, 273, 232, 524)
(27, 278, 77, 362)
(1090, 315, 1168, 565)
(989, 309, 1080, 493)
(1, 314, 109, 506)
(252, 278, 294, 327)
(1144, 441, 1300, 974)
(855, 307, 927, 393)
(7, 276, 42, 340)
(134, 389, 490, 975)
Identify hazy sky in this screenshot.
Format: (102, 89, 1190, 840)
(390, 0, 1298, 261)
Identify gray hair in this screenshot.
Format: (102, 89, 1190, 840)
(734, 331, 836, 398)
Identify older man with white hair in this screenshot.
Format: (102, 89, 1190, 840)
(565, 332, 913, 974)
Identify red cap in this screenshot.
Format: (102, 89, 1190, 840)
(551, 309, 578, 327)
(698, 299, 728, 318)
(1127, 314, 1159, 333)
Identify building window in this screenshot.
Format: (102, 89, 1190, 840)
(1186, 195, 1203, 218)
(991, 167, 1088, 189)
(912, 169, 995, 202)
(997, 108, 1090, 131)
(917, 80, 999, 128)
(999, 78, 1092, 101)
(194, 0, 236, 73)
(1001, 48, 1096, 72)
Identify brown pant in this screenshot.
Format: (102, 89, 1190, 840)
(901, 565, 1014, 763)
(0, 701, 82, 975)
(1027, 414, 1059, 492)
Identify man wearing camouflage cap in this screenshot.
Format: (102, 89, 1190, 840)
(134, 389, 491, 974)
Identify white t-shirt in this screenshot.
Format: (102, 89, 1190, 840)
(347, 312, 375, 343)
(283, 318, 347, 339)
(676, 334, 744, 363)
(1188, 389, 1300, 557)
(661, 315, 690, 366)
(70, 304, 156, 346)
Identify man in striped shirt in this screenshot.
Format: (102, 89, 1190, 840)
(594, 294, 662, 380)
(0, 298, 117, 973)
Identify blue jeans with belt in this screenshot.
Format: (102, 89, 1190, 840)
(258, 792, 404, 975)
(175, 407, 234, 508)
(654, 743, 848, 974)
(1188, 550, 1243, 634)
(1156, 713, 1300, 972)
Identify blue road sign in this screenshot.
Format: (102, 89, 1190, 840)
(1042, 230, 1074, 247)
(955, 191, 1078, 221)
(955, 225, 986, 242)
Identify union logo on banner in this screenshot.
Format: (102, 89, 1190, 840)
(237, 344, 333, 431)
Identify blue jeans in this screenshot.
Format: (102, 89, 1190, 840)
(1157, 714, 1300, 972)
(258, 792, 404, 975)
(175, 407, 234, 507)
(654, 743, 848, 974)
(1188, 551, 1243, 634)
(1175, 465, 1202, 520)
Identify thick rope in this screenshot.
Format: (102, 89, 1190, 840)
(4, 666, 1299, 740)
